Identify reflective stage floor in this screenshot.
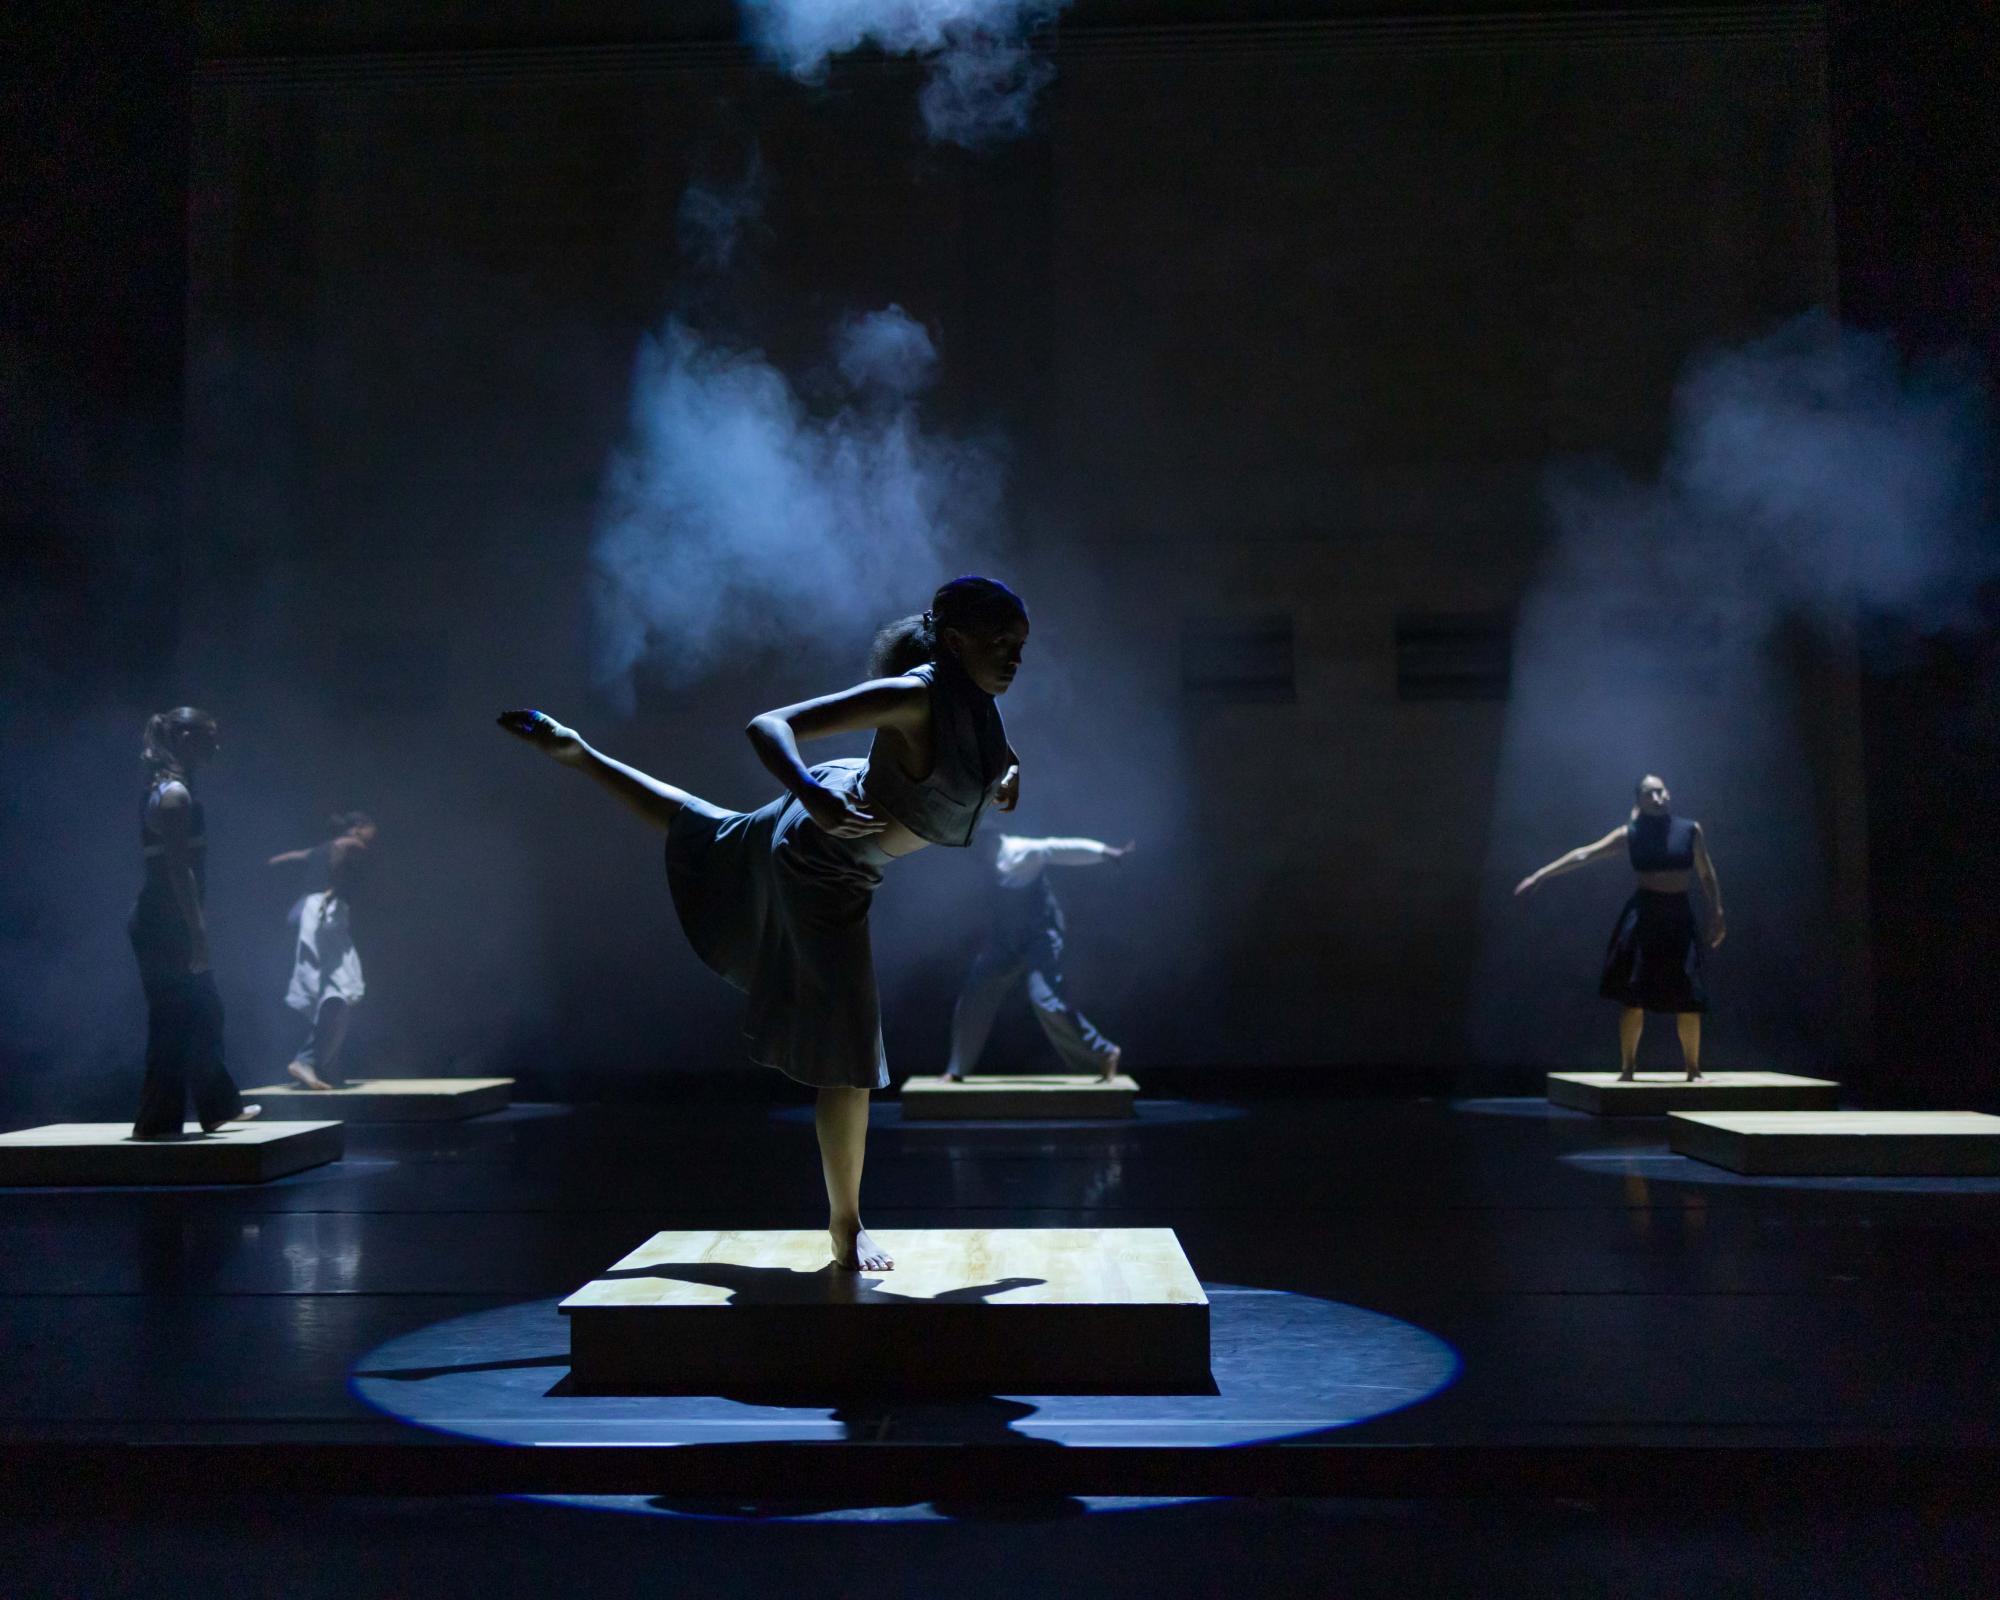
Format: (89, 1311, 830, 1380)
(4, 1091, 1998, 1592)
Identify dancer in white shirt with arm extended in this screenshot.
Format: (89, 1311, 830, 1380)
(944, 833, 1134, 1083)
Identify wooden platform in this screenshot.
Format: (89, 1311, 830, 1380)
(559, 1227, 1209, 1395)
(1547, 1071, 1840, 1116)
(1670, 1111, 2000, 1176)
(0, 1121, 343, 1186)
(899, 1073, 1139, 1120)
(238, 1077, 514, 1122)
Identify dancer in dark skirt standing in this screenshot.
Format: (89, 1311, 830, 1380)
(498, 576, 1027, 1271)
(1515, 775, 1726, 1080)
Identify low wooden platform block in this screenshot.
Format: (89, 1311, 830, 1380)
(0, 1121, 343, 1186)
(899, 1073, 1139, 1120)
(1670, 1111, 2000, 1176)
(1547, 1071, 1840, 1116)
(560, 1227, 1209, 1395)
(238, 1077, 514, 1122)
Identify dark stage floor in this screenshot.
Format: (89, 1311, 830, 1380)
(6, 1090, 1999, 1591)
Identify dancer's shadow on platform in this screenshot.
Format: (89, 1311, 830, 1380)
(587, 1258, 1048, 1308)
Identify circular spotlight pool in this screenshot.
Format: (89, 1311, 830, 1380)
(352, 1281, 1458, 1521)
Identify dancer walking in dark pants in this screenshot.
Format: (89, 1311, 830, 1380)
(129, 707, 259, 1139)
(944, 834, 1133, 1082)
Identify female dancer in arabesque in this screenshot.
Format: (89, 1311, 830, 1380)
(499, 576, 1027, 1271)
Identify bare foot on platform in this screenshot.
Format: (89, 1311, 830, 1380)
(832, 1221, 893, 1272)
(1617, 1071, 1636, 1082)
(203, 1103, 262, 1134)
(1685, 1070, 1704, 1082)
(1100, 1047, 1122, 1084)
(287, 1061, 333, 1092)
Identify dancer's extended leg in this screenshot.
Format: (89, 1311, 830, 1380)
(1025, 968, 1120, 1080)
(816, 1086, 892, 1272)
(497, 710, 723, 830)
(1676, 1013, 1703, 1080)
(1617, 1007, 1644, 1080)
(944, 946, 1024, 1080)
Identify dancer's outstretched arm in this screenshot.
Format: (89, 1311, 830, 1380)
(1692, 825, 1726, 947)
(496, 710, 692, 831)
(1514, 826, 1627, 896)
(746, 677, 929, 839)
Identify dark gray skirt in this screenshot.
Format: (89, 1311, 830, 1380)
(1598, 888, 1708, 1014)
(664, 757, 892, 1089)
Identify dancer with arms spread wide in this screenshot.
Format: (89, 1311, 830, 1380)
(499, 576, 1027, 1271)
(1515, 774, 1726, 1081)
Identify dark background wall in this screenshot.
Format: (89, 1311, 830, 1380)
(2, 1, 1992, 1117)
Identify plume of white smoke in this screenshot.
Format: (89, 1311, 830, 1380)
(590, 304, 1002, 706)
(737, 0, 1066, 148)
(1544, 312, 1990, 627)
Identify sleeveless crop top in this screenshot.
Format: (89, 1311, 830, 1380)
(1627, 813, 1696, 873)
(865, 658, 1011, 849)
(140, 779, 207, 901)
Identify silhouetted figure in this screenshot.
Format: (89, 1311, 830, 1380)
(129, 707, 259, 1139)
(945, 834, 1133, 1081)
(1515, 773, 1727, 1080)
(500, 576, 1028, 1272)
(267, 811, 377, 1090)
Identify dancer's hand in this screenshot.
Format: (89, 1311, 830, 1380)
(802, 782, 886, 839)
(496, 709, 586, 766)
(1707, 910, 1727, 949)
(1513, 873, 1539, 896)
(1108, 839, 1137, 860)
(186, 937, 210, 976)
(994, 764, 1021, 812)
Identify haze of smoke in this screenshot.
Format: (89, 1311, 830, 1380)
(590, 304, 1002, 706)
(1543, 312, 1991, 631)
(676, 160, 769, 274)
(737, 0, 1066, 147)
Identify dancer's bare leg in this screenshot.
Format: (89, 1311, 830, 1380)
(1676, 1013, 1703, 1080)
(1100, 1044, 1121, 1083)
(496, 710, 723, 829)
(816, 1086, 892, 1272)
(1617, 1008, 1644, 1080)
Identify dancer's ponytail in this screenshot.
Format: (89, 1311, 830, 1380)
(140, 706, 217, 779)
(869, 612, 937, 677)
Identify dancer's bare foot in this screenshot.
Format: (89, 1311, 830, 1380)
(1684, 1069, 1704, 1082)
(1617, 1070, 1636, 1083)
(1100, 1046, 1122, 1083)
(831, 1220, 893, 1272)
(203, 1103, 262, 1134)
(287, 1060, 333, 1092)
